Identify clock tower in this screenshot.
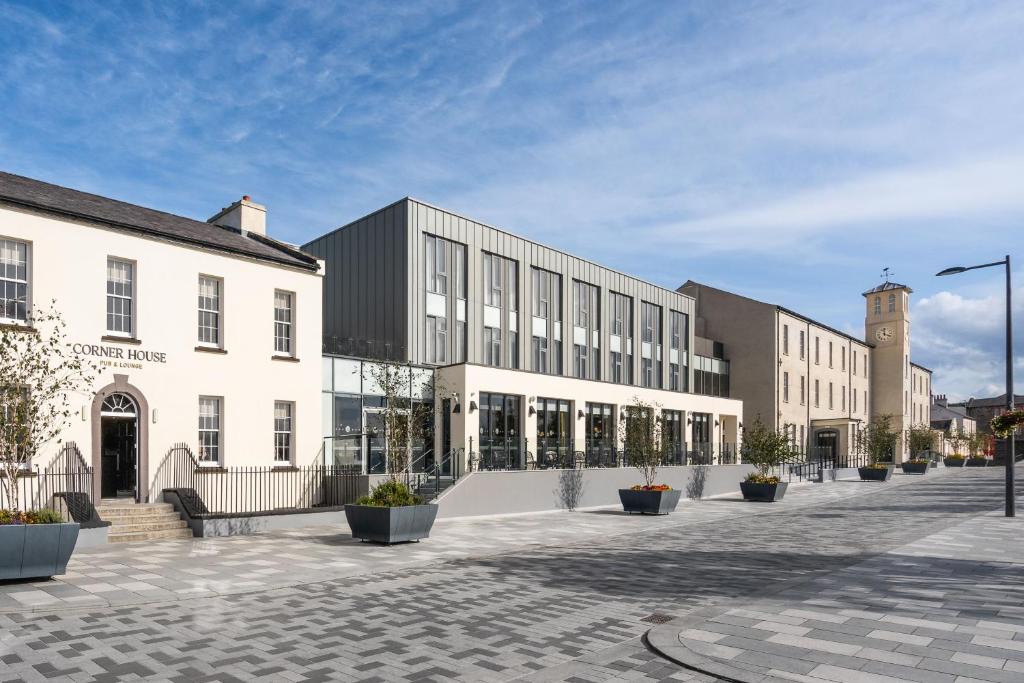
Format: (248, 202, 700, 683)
(863, 280, 913, 461)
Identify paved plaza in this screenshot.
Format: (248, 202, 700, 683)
(0, 468, 1020, 683)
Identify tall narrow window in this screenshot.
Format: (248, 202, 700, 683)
(609, 292, 633, 384)
(783, 372, 790, 402)
(106, 258, 134, 336)
(841, 385, 846, 411)
(197, 275, 221, 347)
(814, 336, 820, 364)
(572, 281, 600, 380)
(888, 292, 896, 312)
(828, 341, 833, 367)
(799, 330, 805, 359)
(669, 310, 688, 391)
(198, 397, 221, 464)
(0, 239, 29, 323)
(454, 243, 467, 363)
(640, 302, 662, 389)
(424, 235, 462, 365)
(828, 382, 834, 409)
(874, 296, 881, 315)
(274, 290, 294, 355)
(841, 347, 846, 371)
(482, 253, 517, 368)
(782, 324, 789, 355)
(274, 401, 293, 463)
(800, 375, 805, 405)
(814, 379, 820, 407)
(531, 268, 561, 374)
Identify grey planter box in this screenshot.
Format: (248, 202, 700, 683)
(618, 489, 682, 515)
(858, 466, 893, 482)
(966, 458, 989, 468)
(943, 458, 966, 468)
(901, 461, 929, 474)
(345, 504, 438, 544)
(0, 523, 80, 580)
(740, 481, 788, 502)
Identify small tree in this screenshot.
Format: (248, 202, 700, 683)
(618, 398, 665, 487)
(966, 430, 988, 458)
(858, 415, 898, 464)
(1, 305, 98, 511)
(740, 417, 792, 481)
(362, 362, 436, 483)
(946, 427, 968, 456)
(906, 424, 937, 460)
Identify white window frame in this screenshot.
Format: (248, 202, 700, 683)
(197, 275, 223, 348)
(198, 396, 223, 466)
(274, 289, 295, 356)
(0, 238, 30, 325)
(106, 257, 136, 337)
(273, 401, 294, 465)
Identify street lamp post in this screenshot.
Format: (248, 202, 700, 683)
(936, 255, 1015, 517)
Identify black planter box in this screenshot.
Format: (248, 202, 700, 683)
(966, 459, 989, 468)
(740, 481, 788, 502)
(345, 504, 438, 544)
(858, 466, 893, 482)
(943, 458, 966, 468)
(618, 489, 682, 515)
(0, 523, 80, 581)
(901, 462, 929, 474)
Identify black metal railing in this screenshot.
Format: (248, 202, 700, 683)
(464, 441, 743, 471)
(406, 448, 465, 502)
(6, 442, 95, 513)
(152, 443, 364, 516)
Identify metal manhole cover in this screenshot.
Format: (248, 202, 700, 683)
(641, 613, 675, 624)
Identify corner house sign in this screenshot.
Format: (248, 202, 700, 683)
(72, 342, 167, 370)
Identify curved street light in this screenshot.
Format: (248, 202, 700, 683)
(935, 255, 1015, 517)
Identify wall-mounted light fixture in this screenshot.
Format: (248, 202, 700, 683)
(528, 406, 536, 416)
(715, 420, 720, 428)
(619, 410, 626, 420)
(469, 400, 478, 413)
(452, 401, 462, 414)
(152, 409, 159, 424)
(686, 418, 692, 425)
(577, 409, 585, 419)
(739, 422, 744, 429)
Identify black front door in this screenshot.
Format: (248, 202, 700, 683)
(101, 417, 137, 499)
(815, 430, 838, 465)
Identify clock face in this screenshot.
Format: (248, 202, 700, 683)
(875, 326, 894, 342)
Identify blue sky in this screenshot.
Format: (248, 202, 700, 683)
(1, 0, 1021, 400)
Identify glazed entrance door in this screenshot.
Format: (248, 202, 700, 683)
(100, 392, 139, 500)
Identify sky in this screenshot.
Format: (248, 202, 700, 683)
(1, 0, 1021, 401)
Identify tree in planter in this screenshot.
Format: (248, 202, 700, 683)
(739, 418, 792, 484)
(856, 415, 898, 466)
(1, 305, 98, 512)
(905, 424, 937, 462)
(966, 430, 989, 461)
(946, 427, 968, 457)
(618, 398, 667, 488)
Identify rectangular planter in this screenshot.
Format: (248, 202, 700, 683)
(345, 504, 438, 544)
(966, 459, 989, 468)
(901, 462, 929, 474)
(740, 481, 788, 502)
(618, 488, 682, 515)
(858, 466, 893, 482)
(943, 458, 965, 468)
(0, 523, 80, 580)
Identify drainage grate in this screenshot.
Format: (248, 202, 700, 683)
(640, 613, 675, 625)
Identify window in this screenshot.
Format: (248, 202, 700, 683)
(426, 315, 447, 364)
(425, 235, 447, 295)
(484, 326, 501, 366)
(197, 275, 222, 347)
(572, 281, 600, 380)
(783, 372, 790, 402)
(841, 385, 846, 411)
(863, 389, 867, 414)
(800, 375, 806, 405)
(799, 424, 805, 450)
(0, 239, 28, 323)
(814, 336, 820, 364)
(828, 341, 833, 368)
(799, 330, 805, 359)
(814, 379, 820, 407)
(106, 258, 134, 336)
(609, 292, 633, 384)
(455, 243, 467, 363)
(640, 302, 662, 388)
(483, 253, 517, 368)
(669, 310, 688, 391)
(198, 397, 221, 464)
(531, 268, 562, 374)
(841, 346, 846, 371)
(274, 401, 293, 463)
(782, 324, 789, 355)
(853, 388, 857, 412)
(274, 290, 294, 355)
(425, 236, 463, 365)
(874, 296, 881, 315)
(828, 382, 833, 409)
(852, 349, 857, 374)
(888, 292, 896, 313)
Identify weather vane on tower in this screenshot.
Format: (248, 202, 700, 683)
(880, 267, 894, 283)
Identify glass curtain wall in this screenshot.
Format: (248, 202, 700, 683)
(536, 397, 572, 468)
(585, 402, 615, 466)
(663, 409, 684, 463)
(690, 412, 712, 463)
(478, 392, 521, 470)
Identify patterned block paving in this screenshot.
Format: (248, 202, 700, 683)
(0, 468, 1011, 683)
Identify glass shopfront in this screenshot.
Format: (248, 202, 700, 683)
(663, 409, 684, 463)
(585, 402, 616, 466)
(479, 392, 522, 470)
(536, 397, 572, 468)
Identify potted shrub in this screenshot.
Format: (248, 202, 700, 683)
(617, 399, 681, 514)
(966, 455, 989, 468)
(965, 431, 990, 467)
(345, 363, 438, 544)
(857, 415, 896, 481)
(902, 424, 936, 474)
(739, 418, 791, 502)
(0, 508, 80, 580)
(943, 453, 966, 468)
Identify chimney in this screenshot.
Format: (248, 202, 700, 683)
(934, 394, 947, 407)
(208, 195, 266, 236)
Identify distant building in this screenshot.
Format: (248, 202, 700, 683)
(948, 394, 1024, 435)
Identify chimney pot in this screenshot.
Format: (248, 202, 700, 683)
(208, 196, 266, 236)
(242, 195, 251, 201)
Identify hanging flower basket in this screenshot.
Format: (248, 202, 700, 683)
(990, 409, 1024, 438)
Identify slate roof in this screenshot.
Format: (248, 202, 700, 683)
(862, 281, 912, 296)
(0, 171, 319, 271)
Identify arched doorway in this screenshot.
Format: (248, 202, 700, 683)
(100, 393, 138, 499)
(91, 375, 150, 503)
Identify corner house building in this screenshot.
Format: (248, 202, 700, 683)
(304, 198, 743, 479)
(0, 171, 322, 505)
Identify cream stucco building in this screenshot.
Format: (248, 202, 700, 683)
(0, 171, 323, 504)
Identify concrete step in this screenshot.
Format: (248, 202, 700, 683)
(100, 509, 182, 521)
(106, 518, 188, 532)
(97, 501, 174, 512)
(108, 527, 194, 543)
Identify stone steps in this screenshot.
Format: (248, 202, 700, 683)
(108, 527, 195, 543)
(97, 501, 193, 543)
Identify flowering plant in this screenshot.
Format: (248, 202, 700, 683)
(945, 453, 965, 460)
(991, 409, 1024, 438)
(863, 462, 890, 470)
(744, 473, 781, 485)
(630, 484, 672, 491)
(906, 458, 929, 465)
(0, 508, 65, 525)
